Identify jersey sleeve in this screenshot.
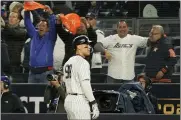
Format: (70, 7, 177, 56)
(78, 60, 91, 81)
(79, 60, 96, 102)
(100, 35, 112, 49)
(132, 35, 148, 48)
(96, 29, 105, 42)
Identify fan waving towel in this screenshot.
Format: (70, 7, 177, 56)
(24, 1, 46, 11)
(59, 13, 81, 35)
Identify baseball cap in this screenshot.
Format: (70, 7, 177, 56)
(86, 12, 97, 19)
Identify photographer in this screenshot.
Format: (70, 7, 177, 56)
(44, 71, 66, 113)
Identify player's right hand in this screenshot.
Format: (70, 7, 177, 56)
(92, 103, 100, 119)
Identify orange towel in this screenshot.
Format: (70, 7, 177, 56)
(60, 13, 81, 35)
(24, 1, 45, 11)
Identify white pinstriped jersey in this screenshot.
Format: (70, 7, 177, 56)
(63, 55, 91, 94)
(101, 34, 148, 80)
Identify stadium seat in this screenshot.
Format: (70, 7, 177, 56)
(135, 64, 146, 76)
(12, 73, 29, 83)
(172, 39, 180, 47)
(174, 46, 180, 55)
(141, 47, 150, 55)
(174, 64, 180, 73)
(91, 73, 107, 83)
(100, 64, 108, 74)
(98, 2, 114, 17)
(171, 73, 180, 83)
(112, 2, 128, 17)
(176, 55, 180, 64)
(136, 48, 145, 55)
(136, 47, 150, 56)
(135, 55, 146, 64)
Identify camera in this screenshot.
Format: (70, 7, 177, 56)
(47, 74, 59, 81)
(93, 90, 120, 113)
(46, 70, 63, 81)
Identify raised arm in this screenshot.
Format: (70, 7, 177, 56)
(24, 11, 36, 38)
(44, 5, 57, 41)
(49, 14, 56, 41)
(56, 14, 72, 44)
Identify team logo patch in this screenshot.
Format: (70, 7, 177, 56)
(114, 43, 133, 48)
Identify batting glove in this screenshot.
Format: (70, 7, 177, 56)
(92, 103, 100, 119)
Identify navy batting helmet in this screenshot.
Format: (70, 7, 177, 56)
(72, 35, 92, 50)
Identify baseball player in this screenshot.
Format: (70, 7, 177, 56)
(94, 20, 148, 83)
(63, 35, 99, 120)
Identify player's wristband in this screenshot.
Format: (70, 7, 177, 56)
(90, 100, 97, 105)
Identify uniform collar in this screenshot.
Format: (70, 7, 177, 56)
(75, 54, 85, 58)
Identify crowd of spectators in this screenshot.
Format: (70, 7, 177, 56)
(1, 1, 180, 83)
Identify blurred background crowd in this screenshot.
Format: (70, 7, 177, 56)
(1, 1, 180, 83)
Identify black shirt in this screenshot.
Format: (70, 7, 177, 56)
(1, 91, 25, 113)
(56, 23, 97, 67)
(145, 37, 177, 79)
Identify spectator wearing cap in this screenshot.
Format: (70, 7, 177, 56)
(24, 5, 57, 83)
(86, 12, 105, 73)
(1, 76, 25, 113)
(1, 11, 28, 77)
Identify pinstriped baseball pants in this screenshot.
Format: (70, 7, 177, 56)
(64, 95, 91, 120)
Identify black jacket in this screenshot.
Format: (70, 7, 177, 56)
(145, 37, 177, 79)
(1, 40, 10, 75)
(1, 25, 28, 67)
(146, 92, 160, 114)
(56, 23, 97, 66)
(44, 85, 66, 113)
(1, 91, 25, 113)
(22, 39, 31, 73)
